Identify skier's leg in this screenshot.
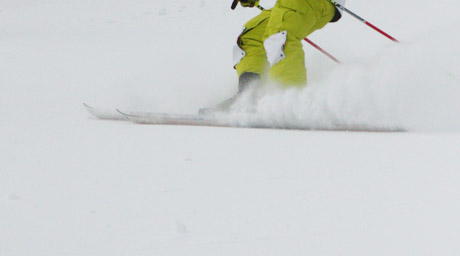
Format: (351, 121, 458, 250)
(210, 10, 272, 112)
(233, 10, 272, 82)
(200, 12, 272, 115)
(263, 0, 335, 86)
(201, 12, 271, 115)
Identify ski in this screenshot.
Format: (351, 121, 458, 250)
(83, 103, 127, 121)
(84, 104, 405, 132)
(116, 109, 406, 132)
(116, 109, 251, 128)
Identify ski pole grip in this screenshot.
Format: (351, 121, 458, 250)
(231, 0, 239, 10)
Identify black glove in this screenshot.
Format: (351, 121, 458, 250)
(231, 0, 260, 9)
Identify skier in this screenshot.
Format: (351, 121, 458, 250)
(235, 0, 345, 86)
(206, 0, 345, 112)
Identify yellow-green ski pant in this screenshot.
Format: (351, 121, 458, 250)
(235, 0, 336, 86)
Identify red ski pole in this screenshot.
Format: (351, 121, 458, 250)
(327, 0, 399, 43)
(304, 38, 341, 64)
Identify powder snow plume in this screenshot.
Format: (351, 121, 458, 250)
(225, 23, 460, 132)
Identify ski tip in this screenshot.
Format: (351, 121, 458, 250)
(116, 109, 127, 116)
(83, 103, 98, 116)
(83, 103, 93, 109)
(116, 109, 138, 118)
(83, 104, 127, 121)
(83, 103, 102, 118)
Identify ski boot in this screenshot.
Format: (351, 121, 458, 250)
(199, 72, 261, 115)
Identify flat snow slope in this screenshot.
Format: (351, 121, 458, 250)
(2, 0, 460, 255)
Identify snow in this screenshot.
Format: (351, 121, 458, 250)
(2, 0, 460, 255)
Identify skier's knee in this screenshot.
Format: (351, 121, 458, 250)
(264, 31, 287, 66)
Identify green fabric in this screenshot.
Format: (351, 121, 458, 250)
(239, 0, 260, 8)
(235, 10, 271, 76)
(235, 0, 336, 86)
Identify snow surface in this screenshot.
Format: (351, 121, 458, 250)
(2, 0, 460, 255)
